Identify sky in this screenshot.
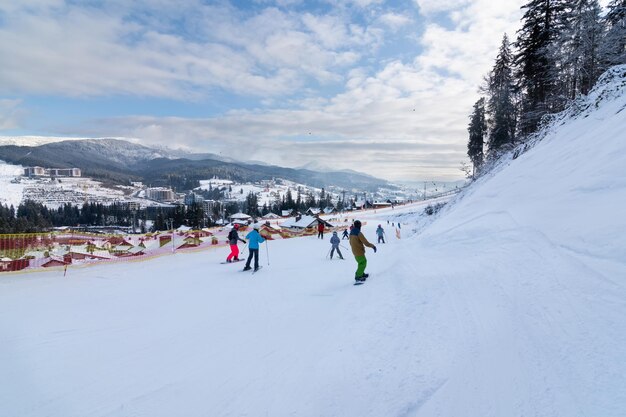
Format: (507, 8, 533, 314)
(0, 0, 548, 182)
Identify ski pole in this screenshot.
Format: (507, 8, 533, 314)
(326, 248, 331, 259)
(265, 240, 270, 266)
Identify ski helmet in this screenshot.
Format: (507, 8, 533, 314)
(353, 220, 361, 228)
(253, 223, 260, 230)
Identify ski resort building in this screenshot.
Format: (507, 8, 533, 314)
(23, 166, 81, 177)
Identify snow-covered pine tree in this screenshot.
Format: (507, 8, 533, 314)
(558, 0, 604, 98)
(467, 97, 487, 177)
(514, 0, 569, 134)
(487, 34, 517, 152)
(600, 0, 626, 68)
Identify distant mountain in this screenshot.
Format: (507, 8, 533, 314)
(0, 138, 392, 192)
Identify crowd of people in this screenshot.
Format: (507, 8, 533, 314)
(224, 218, 396, 283)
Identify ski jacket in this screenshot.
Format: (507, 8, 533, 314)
(330, 234, 340, 247)
(228, 229, 245, 245)
(376, 226, 385, 237)
(349, 227, 375, 257)
(317, 222, 324, 232)
(246, 230, 265, 249)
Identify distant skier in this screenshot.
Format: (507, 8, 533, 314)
(317, 220, 325, 239)
(226, 224, 246, 262)
(341, 228, 349, 240)
(376, 224, 386, 243)
(329, 231, 344, 260)
(243, 223, 265, 272)
(349, 220, 376, 282)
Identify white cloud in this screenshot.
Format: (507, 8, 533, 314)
(414, 0, 471, 15)
(378, 12, 413, 30)
(0, 99, 24, 130)
(0, 2, 367, 99)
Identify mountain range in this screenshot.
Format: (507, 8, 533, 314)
(0, 138, 393, 192)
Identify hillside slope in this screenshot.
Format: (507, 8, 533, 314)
(0, 67, 624, 417)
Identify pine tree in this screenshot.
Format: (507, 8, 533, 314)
(515, 0, 569, 133)
(600, 0, 626, 69)
(467, 97, 487, 176)
(487, 34, 517, 152)
(558, 0, 604, 98)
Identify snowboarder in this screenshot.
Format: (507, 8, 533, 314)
(376, 224, 386, 244)
(349, 220, 376, 282)
(243, 223, 265, 272)
(341, 228, 349, 240)
(317, 220, 325, 239)
(329, 231, 344, 259)
(226, 224, 246, 262)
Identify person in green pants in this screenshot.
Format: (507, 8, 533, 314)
(349, 220, 376, 282)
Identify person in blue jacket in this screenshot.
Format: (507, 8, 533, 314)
(329, 231, 344, 259)
(243, 223, 265, 271)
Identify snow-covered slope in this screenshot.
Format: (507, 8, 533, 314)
(0, 67, 625, 417)
(0, 161, 25, 207)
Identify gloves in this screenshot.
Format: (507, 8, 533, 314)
(373, 246, 377, 253)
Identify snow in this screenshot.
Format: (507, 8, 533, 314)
(0, 161, 25, 207)
(1, 68, 626, 416)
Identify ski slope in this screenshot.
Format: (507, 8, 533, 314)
(1, 67, 626, 416)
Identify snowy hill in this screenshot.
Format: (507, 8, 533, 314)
(0, 67, 625, 417)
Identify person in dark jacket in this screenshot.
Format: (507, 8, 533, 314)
(226, 224, 246, 262)
(341, 229, 349, 240)
(349, 220, 376, 282)
(243, 223, 265, 271)
(329, 231, 343, 259)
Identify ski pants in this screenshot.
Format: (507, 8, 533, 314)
(354, 255, 367, 278)
(246, 248, 260, 269)
(227, 244, 239, 261)
(377, 235, 385, 243)
(318, 231, 324, 239)
(330, 246, 343, 259)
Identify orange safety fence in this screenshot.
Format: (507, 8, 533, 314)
(0, 223, 350, 274)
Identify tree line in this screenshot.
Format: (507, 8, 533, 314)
(0, 186, 356, 233)
(467, 0, 625, 176)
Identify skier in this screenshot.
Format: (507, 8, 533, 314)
(317, 220, 325, 239)
(243, 223, 265, 271)
(376, 224, 386, 244)
(349, 220, 376, 282)
(341, 228, 349, 240)
(226, 224, 247, 262)
(329, 231, 344, 259)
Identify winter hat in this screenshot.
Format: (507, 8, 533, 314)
(252, 223, 260, 230)
(353, 220, 361, 228)
(234, 224, 239, 229)
(333, 231, 338, 235)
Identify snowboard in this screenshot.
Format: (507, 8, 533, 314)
(353, 275, 369, 286)
(220, 259, 244, 264)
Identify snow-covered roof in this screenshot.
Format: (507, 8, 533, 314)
(262, 213, 281, 219)
(230, 212, 252, 219)
(282, 215, 320, 229)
